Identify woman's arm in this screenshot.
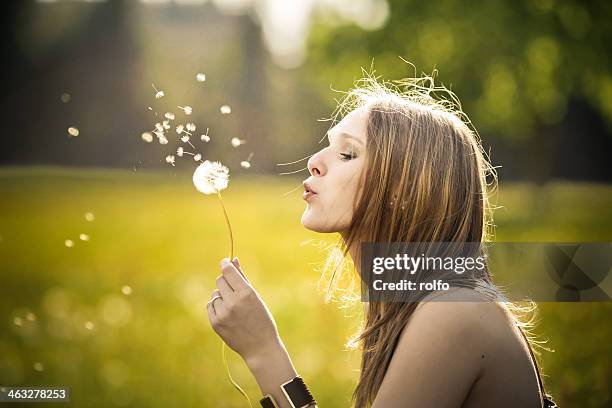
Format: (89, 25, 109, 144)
(206, 258, 317, 408)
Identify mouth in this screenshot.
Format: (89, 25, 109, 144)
(303, 181, 317, 202)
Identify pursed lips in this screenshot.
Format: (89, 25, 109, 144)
(303, 181, 317, 201)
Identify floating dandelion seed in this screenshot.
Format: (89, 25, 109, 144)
(85, 321, 95, 330)
(165, 155, 176, 166)
(60, 93, 71, 103)
(159, 136, 169, 145)
(152, 84, 165, 99)
(220, 105, 232, 115)
(85, 212, 95, 222)
(193, 161, 229, 195)
(26, 312, 36, 322)
(164, 112, 175, 120)
(13, 317, 23, 326)
(65, 239, 74, 248)
(177, 147, 184, 157)
(33, 362, 44, 372)
(186, 122, 196, 132)
(180, 135, 190, 143)
(155, 123, 164, 132)
(162, 120, 171, 130)
(121, 285, 132, 296)
(141, 132, 153, 143)
(240, 161, 251, 169)
(231, 137, 245, 148)
(67, 127, 80, 137)
(176, 125, 184, 134)
(194, 153, 202, 161)
(178, 105, 192, 115)
(201, 128, 210, 142)
(79, 233, 90, 241)
(147, 106, 153, 111)
(196, 73, 206, 82)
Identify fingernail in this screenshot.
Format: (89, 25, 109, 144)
(220, 258, 230, 267)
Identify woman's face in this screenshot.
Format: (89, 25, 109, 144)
(301, 107, 368, 233)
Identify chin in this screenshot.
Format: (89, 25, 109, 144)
(301, 209, 344, 233)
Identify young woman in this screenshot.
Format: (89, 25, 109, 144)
(206, 76, 556, 408)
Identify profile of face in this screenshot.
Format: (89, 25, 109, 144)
(301, 107, 369, 233)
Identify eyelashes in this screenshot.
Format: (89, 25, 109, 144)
(340, 152, 357, 161)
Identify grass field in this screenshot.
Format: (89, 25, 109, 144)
(0, 167, 611, 407)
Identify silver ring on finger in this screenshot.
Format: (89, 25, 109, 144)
(209, 294, 223, 305)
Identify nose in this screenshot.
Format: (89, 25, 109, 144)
(307, 149, 327, 177)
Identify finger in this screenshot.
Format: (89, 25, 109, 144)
(232, 257, 250, 284)
(208, 289, 224, 314)
(216, 274, 234, 298)
(221, 258, 250, 291)
(206, 299, 217, 322)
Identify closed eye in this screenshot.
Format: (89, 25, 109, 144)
(340, 152, 357, 161)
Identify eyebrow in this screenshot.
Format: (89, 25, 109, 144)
(327, 131, 364, 146)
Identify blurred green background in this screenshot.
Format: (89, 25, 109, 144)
(1, 0, 611, 407)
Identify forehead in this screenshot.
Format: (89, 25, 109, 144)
(329, 107, 369, 143)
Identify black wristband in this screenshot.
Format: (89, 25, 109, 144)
(281, 376, 316, 408)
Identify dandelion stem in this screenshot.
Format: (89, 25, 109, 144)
(222, 341, 253, 407)
(216, 191, 234, 259)
(215, 192, 250, 407)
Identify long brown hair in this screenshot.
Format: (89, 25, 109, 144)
(317, 72, 545, 407)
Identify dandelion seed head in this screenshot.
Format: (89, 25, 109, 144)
(194, 153, 202, 161)
(65, 239, 74, 248)
(180, 135, 190, 143)
(164, 112, 175, 120)
(85, 212, 95, 222)
(155, 90, 165, 99)
(79, 233, 90, 241)
(240, 161, 251, 169)
(201, 134, 210, 142)
(177, 147, 184, 157)
(186, 123, 196, 132)
(33, 362, 44, 372)
(193, 160, 229, 195)
(176, 125, 184, 134)
(67, 127, 80, 137)
(220, 105, 232, 115)
(196, 73, 206, 82)
(60, 93, 71, 103)
(231, 137, 244, 148)
(121, 285, 132, 296)
(13, 317, 23, 326)
(141, 132, 153, 143)
(165, 155, 176, 166)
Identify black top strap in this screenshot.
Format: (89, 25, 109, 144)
(516, 327, 558, 407)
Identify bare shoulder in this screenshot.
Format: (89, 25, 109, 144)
(371, 289, 514, 407)
(412, 288, 512, 339)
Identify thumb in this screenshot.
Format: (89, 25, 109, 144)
(232, 257, 250, 284)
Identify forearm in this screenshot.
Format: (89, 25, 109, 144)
(245, 339, 316, 408)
